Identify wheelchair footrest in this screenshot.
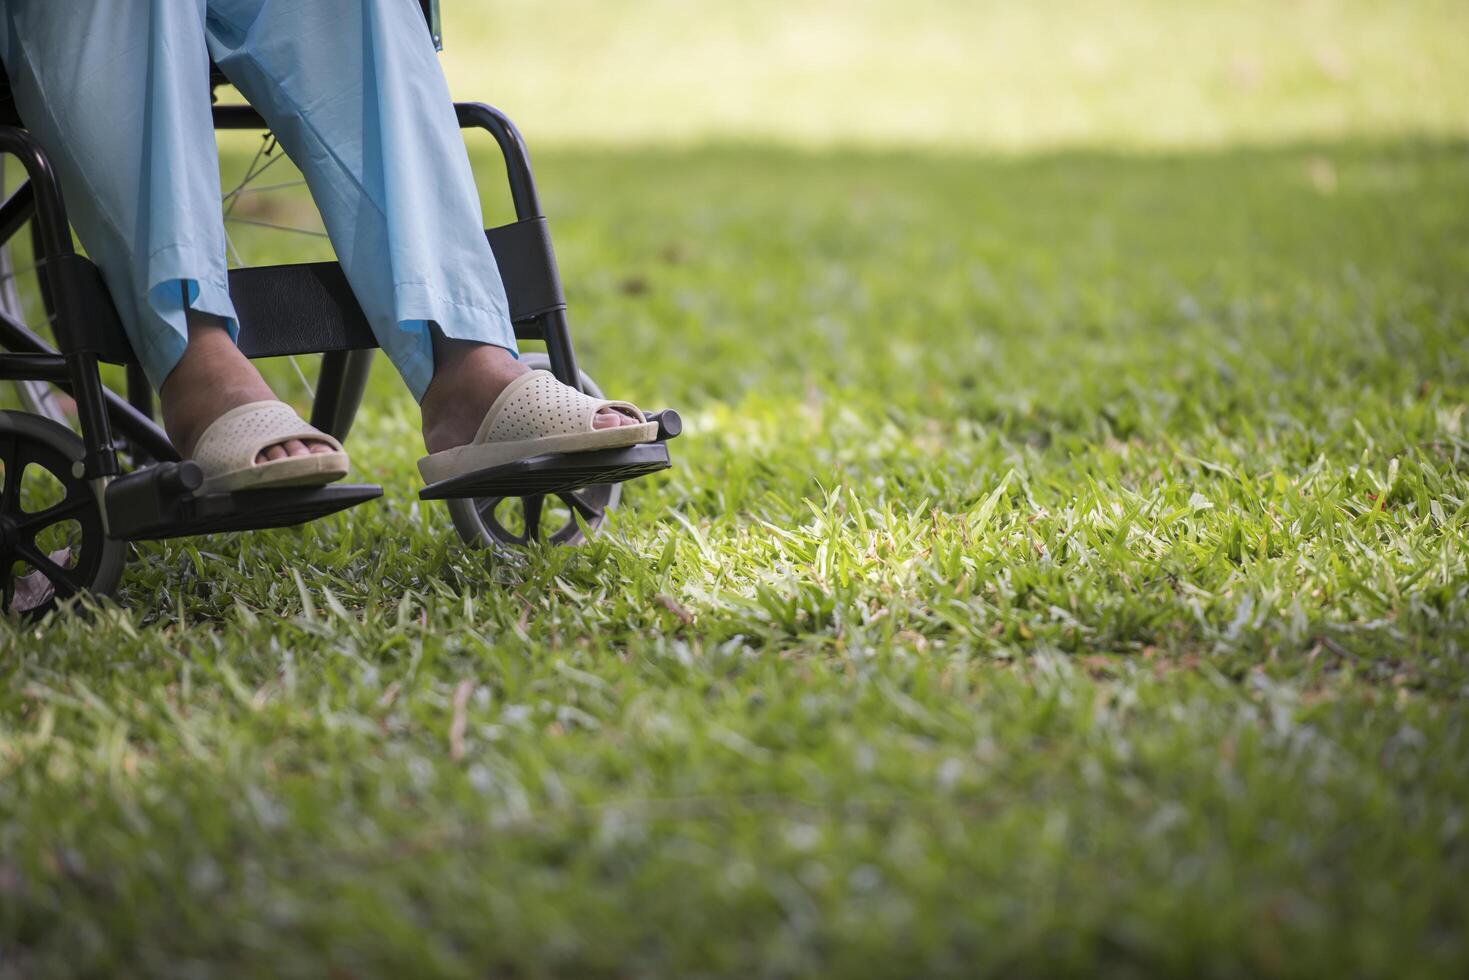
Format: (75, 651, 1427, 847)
(419, 443, 671, 500)
(106, 463, 382, 541)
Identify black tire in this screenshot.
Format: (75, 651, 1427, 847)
(0, 410, 127, 616)
(444, 353, 622, 548)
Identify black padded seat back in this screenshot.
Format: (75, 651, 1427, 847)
(224, 218, 568, 360)
(60, 217, 566, 366)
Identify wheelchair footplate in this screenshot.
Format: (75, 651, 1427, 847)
(418, 409, 681, 502)
(105, 461, 382, 542)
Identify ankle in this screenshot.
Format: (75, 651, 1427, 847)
(158, 326, 273, 457)
(420, 347, 529, 454)
(422, 342, 525, 413)
(432, 335, 522, 378)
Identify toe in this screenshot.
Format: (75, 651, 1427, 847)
(252, 438, 337, 466)
(593, 407, 642, 429)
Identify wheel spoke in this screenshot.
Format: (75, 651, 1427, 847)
(222, 178, 307, 201)
(223, 226, 246, 269)
(224, 216, 329, 238)
(476, 497, 500, 521)
(557, 490, 602, 521)
(16, 493, 90, 534)
(479, 499, 527, 546)
(521, 495, 545, 542)
(0, 409, 119, 612)
(221, 136, 284, 218)
(14, 542, 78, 598)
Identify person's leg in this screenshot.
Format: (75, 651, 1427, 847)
(0, 0, 330, 463)
(202, 0, 638, 453)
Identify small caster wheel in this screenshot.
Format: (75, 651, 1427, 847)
(445, 353, 621, 548)
(0, 410, 126, 617)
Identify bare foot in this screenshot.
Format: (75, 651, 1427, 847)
(161, 314, 335, 463)
(420, 336, 640, 454)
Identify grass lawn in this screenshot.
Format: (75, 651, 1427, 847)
(1, 134, 1466, 975)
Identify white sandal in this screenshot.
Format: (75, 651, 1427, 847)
(417, 370, 657, 484)
(191, 400, 350, 494)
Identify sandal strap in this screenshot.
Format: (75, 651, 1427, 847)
(474, 371, 646, 444)
(190, 400, 343, 475)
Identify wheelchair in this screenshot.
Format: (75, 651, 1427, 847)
(0, 1, 680, 617)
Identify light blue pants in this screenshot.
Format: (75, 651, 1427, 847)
(0, 0, 517, 400)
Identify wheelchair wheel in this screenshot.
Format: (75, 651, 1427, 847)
(0, 410, 126, 616)
(445, 353, 621, 548)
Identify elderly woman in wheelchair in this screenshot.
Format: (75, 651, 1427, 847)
(0, 0, 679, 614)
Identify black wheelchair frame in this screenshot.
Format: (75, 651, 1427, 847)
(0, 13, 679, 613)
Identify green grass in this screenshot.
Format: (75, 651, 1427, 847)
(1, 136, 1467, 976)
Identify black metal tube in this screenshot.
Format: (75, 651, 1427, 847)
(0, 179, 35, 246)
(125, 363, 154, 421)
(538, 308, 582, 392)
(454, 102, 544, 220)
(0, 130, 71, 265)
(452, 104, 585, 390)
(0, 352, 68, 381)
(64, 352, 118, 476)
(0, 128, 72, 259)
(0, 307, 57, 359)
(310, 348, 375, 443)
